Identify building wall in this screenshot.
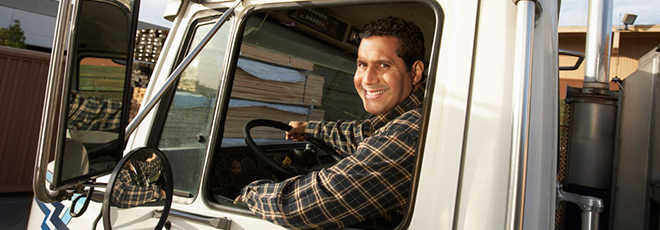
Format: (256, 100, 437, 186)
(559, 25, 660, 81)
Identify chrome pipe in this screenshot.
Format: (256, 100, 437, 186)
(582, 209, 600, 230)
(125, 0, 242, 139)
(506, 1, 536, 229)
(33, 0, 74, 203)
(583, 0, 613, 85)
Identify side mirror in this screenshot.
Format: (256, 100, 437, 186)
(34, 0, 141, 202)
(102, 147, 173, 230)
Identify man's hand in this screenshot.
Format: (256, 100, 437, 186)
(234, 195, 244, 204)
(286, 121, 308, 141)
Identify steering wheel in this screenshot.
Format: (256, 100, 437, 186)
(243, 119, 343, 179)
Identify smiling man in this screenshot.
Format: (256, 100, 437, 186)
(238, 16, 426, 229)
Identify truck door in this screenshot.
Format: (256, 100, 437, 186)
(146, 1, 445, 229)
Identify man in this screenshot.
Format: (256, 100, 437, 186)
(111, 153, 166, 208)
(68, 91, 122, 131)
(237, 16, 426, 229)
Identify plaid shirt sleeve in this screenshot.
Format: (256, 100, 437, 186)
(305, 119, 373, 157)
(241, 109, 422, 229)
(68, 91, 122, 131)
(111, 162, 161, 208)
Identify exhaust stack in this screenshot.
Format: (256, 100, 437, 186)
(559, 0, 619, 229)
(583, 0, 613, 88)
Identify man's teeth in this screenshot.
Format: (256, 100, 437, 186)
(366, 90, 385, 96)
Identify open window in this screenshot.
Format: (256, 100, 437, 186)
(203, 1, 441, 228)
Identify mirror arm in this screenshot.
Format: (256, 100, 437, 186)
(70, 185, 94, 217)
(124, 0, 243, 139)
(33, 0, 73, 203)
(82, 182, 109, 188)
(559, 49, 585, 71)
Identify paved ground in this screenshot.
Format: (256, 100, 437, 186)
(0, 192, 32, 230)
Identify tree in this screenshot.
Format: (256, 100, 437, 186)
(0, 20, 26, 48)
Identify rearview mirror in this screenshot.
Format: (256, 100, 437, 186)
(103, 147, 173, 230)
(34, 0, 141, 202)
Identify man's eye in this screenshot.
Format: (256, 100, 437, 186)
(358, 63, 367, 68)
(379, 63, 390, 68)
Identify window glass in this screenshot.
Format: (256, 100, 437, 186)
(157, 15, 234, 197)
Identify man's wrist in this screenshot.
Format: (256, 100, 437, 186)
(305, 120, 323, 137)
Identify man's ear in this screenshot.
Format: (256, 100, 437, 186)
(411, 60, 424, 85)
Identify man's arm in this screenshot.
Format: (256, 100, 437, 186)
(288, 119, 373, 157)
(111, 166, 162, 208)
(68, 91, 122, 131)
(242, 110, 421, 229)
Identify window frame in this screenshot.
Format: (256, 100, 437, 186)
(148, 9, 236, 204)
(197, 1, 445, 228)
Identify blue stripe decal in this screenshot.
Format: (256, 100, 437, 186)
(46, 171, 52, 183)
(36, 198, 71, 230)
(49, 202, 70, 230)
(36, 199, 51, 230)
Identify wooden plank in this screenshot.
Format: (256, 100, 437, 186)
(240, 44, 314, 71)
(231, 70, 322, 106)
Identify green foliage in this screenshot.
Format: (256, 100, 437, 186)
(0, 20, 26, 48)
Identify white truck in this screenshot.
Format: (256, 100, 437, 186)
(27, 0, 660, 229)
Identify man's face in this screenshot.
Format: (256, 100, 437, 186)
(354, 36, 419, 115)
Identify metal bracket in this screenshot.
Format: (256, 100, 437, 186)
(556, 183, 604, 230)
(513, 0, 543, 26)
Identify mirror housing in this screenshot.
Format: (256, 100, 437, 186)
(102, 147, 173, 230)
(34, 0, 141, 202)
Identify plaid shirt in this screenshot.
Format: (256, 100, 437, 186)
(241, 88, 424, 229)
(68, 91, 122, 131)
(111, 157, 163, 208)
(305, 88, 424, 156)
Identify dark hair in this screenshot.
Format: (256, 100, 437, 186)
(359, 16, 425, 72)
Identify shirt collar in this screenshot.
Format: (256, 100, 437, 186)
(370, 86, 425, 129)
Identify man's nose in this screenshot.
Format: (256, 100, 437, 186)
(362, 67, 379, 85)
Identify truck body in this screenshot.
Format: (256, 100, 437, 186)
(27, 0, 660, 229)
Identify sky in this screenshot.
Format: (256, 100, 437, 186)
(138, 0, 660, 29)
(138, 0, 172, 28)
(559, 0, 660, 26)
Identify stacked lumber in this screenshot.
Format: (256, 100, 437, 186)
(128, 87, 147, 122)
(223, 44, 327, 139)
(131, 68, 150, 88)
(134, 29, 168, 63)
(224, 106, 325, 139)
(240, 44, 314, 71)
(231, 70, 323, 106)
(177, 78, 197, 92)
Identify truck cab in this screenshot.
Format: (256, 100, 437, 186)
(32, 0, 639, 229)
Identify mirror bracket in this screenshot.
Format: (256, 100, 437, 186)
(70, 183, 95, 218)
(33, 0, 73, 204)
